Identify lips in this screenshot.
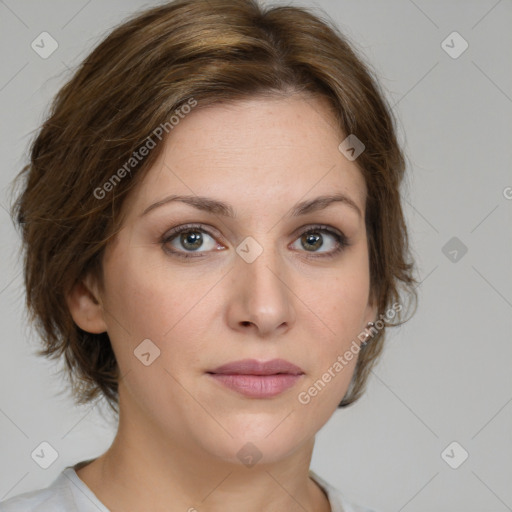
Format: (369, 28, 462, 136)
(208, 358, 304, 376)
(207, 359, 304, 398)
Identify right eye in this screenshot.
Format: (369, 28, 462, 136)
(161, 224, 225, 259)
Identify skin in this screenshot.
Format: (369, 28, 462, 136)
(67, 93, 377, 512)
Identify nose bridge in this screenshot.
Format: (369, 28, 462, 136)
(237, 233, 284, 297)
(232, 233, 294, 332)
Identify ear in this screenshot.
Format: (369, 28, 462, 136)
(66, 272, 108, 334)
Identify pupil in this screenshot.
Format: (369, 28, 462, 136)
(181, 231, 202, 250)
(303, 233, 322, 251)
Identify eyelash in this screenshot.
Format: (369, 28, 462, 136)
(161, 223, 350, 260)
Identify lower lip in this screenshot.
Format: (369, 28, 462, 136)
(208, 373, 303, 398)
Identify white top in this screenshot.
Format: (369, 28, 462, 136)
(0, 462, 378, 512)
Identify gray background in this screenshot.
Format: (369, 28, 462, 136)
(1, 1, 511, 511)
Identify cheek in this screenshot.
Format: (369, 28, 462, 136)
(98, 253, 181, 373)
(298, 255, 370, 393)
(100, 248, 222, 388)
(102, 245, 195, 332)
(310, 259, 370, 331)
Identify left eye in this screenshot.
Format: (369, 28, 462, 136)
(290, 227, 346, 254)
(162, 224, 348, 259)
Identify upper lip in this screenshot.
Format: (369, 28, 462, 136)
(208, 358, 304, 376)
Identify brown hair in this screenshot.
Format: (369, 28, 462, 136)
(9, 0, 418, 415)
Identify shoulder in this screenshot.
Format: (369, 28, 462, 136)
(309, 469, 381, 512)
(0, 471, 69, 512)
(0, 467, 93, 512)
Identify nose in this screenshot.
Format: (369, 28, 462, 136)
(225, 239, 296, 338)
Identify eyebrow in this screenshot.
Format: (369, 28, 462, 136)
(140, 192, 362, 219)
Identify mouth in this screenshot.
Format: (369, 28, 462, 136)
(206, 359, 305, 398)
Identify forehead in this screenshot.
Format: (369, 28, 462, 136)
(125, 94, 367, 219)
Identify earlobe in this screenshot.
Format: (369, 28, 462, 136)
(66, 275, 108, 334)
(359, 300, 379, 346)
(366, 303, 378, 326)
(365, 290, 378, 324)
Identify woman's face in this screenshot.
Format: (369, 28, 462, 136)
(92, 94, 376, 465)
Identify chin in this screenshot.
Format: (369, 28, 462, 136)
(195, 418, 313, 467)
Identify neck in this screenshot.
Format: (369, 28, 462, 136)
(76, 399, 331, 512)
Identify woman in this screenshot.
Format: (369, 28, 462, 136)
(1, 0, 417, 510)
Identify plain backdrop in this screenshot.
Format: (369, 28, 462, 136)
(1, 1, 511, 511)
